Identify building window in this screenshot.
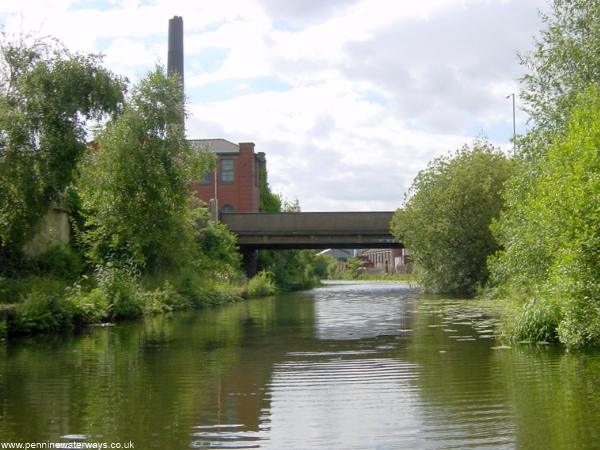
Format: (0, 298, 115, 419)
(221, 159, 234, 183)
(220, 204, 234, 213)
(199, 170, 213, 185)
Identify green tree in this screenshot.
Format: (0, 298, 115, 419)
(345, 257, 363, 279)
(489, 0, 600, 348)
(519, 0, 600, 154)
(257, 198, 322, 290)
(259, 163, 281, 212)
(391, 140, 512, 295)
(79, 66, 211, 273)
(195, 207, 240, 277)
(490, 86, 600, 348)
(0, 36, 125, 267)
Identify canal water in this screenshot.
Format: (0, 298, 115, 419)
(2, 281, 600, 449)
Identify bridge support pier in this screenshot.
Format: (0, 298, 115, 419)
(241, 249, 258, 278)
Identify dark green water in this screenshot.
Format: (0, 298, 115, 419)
(2, 281, 600, 449)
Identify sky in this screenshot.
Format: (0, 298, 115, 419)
(0, 0, 549, 211)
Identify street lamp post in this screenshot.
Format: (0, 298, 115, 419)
(506, 93, 516, 154)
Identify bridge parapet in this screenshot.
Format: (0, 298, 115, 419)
(220, 211, 401, 249)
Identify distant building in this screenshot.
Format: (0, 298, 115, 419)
(190, 139, 266, 214)
(360, 248, 412, 274)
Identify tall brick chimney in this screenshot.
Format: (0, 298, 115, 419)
(168, 16, 184, 86)
(168, 16, 184, 126)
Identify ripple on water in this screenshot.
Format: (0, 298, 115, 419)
(190, 424, 262, 449)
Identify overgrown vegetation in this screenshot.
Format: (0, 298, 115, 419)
(79, 66, 211, 273)
(391, 0, 600, 348)
(257, 182, 325, 291)
(0, 35, 125, 271)
(246, 271, 277, 298)
(491, 86, 600, 347)
(0, 34, 330, 338)
(391, 140, 512, 296)
(483, 0, 600, 348)
(519, 0, 600, 146)
(0, 40, 230, 335)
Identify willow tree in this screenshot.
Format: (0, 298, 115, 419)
(79, 67, 213, 273)
(0, 36, 125, 268)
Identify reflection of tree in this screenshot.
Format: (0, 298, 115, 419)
(401, 299, 600, 449)
(400, 303, 517, 446)
(0, 292, 316, 448)
(496, 348, 600, 449)
(7, 288, 600, 449)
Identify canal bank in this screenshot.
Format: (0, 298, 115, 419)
(0, 267, 287, 339)
(2, 281, 600, 449)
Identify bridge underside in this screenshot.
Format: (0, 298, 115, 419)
(234, 235, 400, 250)
(221, 211, 402, 250)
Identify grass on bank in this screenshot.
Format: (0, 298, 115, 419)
(329, 271, 415, 283)
(0, 260, 282, 338)
(0, 242, 329, 339)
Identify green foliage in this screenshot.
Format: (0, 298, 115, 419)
(258, 248, 322, 291)
(258, 163, 282, 212)
(95, 265, 143, 320)
(10, 278, 71, 334)
(79, 66, 211, 273)
(140, 280, 188, 315)
(520, 0, 600, 140)
(500, 297, 561, 344)
(193, 282, 243, 307)
(491, 86, 600, 348)
(392, 139, 512, 295)
(34, 245, 83, 281)
(64, 184, 86, 251)
(66, 286, 109, 327)
(345, 257, 364, 279)
(0, 35, 125, 262)
(195, 207, 241, 276)
(246, 271, 277, 298)
(312, 254, 334, 279)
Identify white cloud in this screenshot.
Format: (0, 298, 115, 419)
(0, 0, 548, 211)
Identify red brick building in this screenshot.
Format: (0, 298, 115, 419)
(190, 139, 265, 214)
(360, 248, 412, 274)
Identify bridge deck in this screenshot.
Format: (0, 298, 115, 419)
(220, 211, 401, 249)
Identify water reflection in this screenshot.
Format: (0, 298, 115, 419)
(314, 281, 411, 340)
(1, 282, 600, 449)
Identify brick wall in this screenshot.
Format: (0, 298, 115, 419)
(191, 142, 261, 213)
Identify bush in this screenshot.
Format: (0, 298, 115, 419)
(10, 279, 71, 334)
(258, 248, 323, 291)
(491, 86, 600, 348)
(34, 245, 83, 281)
(391, 139, 512, 295)
(141, 280, 189, 315)
(500, 296, 561, 343)
(246, 271, 277, 298)
(95, 265, 143, 320)
(192, 282, 243, 307)
(0, 36, 125, 262)
(65, 286, 109, 327)
(195, 211, 241, 276)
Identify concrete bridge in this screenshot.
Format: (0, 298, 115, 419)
(220, 211, 400, 250)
